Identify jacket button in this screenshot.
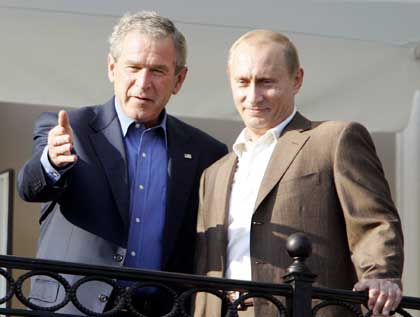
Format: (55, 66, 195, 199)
(114, 254, 123, 262)
(252, 221, 263, 225)
(98, 294, 108, 303)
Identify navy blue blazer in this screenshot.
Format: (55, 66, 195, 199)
(18, 98, 228, 274)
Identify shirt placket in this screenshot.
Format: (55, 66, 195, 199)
(126, 128, 148, 267)
(134, 129, 152, 266)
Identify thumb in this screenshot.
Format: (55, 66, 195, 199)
(353, 280, 369, 291)
(58, 110, 71, 130)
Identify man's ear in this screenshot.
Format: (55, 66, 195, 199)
(107, 54, 116, 83)
(293, 67, 304, 94)
(172, 66, 188, 95)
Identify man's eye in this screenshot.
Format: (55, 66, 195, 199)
(151, 68, 165, 75)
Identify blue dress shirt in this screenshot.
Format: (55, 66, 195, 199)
(115, 100, 168, 272)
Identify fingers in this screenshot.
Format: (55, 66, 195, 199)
(58, 110, 71, 130)
(381, 284, 402, 315)
(353, 279, 402, 316)
(47, 111, 76, 168)
(49, 133, 72, 147)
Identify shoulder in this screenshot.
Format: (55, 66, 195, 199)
(167, 115, 227, 150)
(307, 120, 376, 161)
(203, 152, 236, 177)
(308, 119, 371, 140)
(35, 104, 103, 125)
(67, 104, 103, 124)
(287, 112, 367, 138)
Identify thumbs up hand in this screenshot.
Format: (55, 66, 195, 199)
(47, 110, 77, 168)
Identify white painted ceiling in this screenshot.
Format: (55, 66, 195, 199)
(1, 0, 419, 131)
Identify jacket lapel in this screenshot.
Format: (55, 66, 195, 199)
(88, 99, 130, 229)
(254, 112, 312, 211)
(163, 116, 199, 261)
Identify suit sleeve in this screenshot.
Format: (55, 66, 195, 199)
(17, 112, 72, 202)
(333, 122, 404, 285)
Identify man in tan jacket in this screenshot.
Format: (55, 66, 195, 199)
(194, 29, 403, 317)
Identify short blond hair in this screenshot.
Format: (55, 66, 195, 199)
(228, 29, 300, 77)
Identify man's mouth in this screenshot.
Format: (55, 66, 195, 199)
(132, 96, 153, 102)
(245, 107, 268, 114)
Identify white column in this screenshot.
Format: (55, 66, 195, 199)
(396, 90, 420, 302)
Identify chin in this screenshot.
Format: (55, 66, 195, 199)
(246, 117, 268, 126)
(125, 108, 145, 121)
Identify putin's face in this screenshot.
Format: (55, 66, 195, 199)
(229, 40, 303, 140)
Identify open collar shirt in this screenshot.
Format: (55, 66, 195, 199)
(225, 107, 297, 280)
(115, 98, 168, 271)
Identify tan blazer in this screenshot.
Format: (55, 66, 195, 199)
(194, 112, 403, 317)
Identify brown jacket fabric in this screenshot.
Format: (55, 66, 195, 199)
(194, 112, 403, 317)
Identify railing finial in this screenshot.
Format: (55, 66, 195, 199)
(283, 232, 316, 317)
(285, 232, 313, 275)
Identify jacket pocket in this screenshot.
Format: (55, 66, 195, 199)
(29, 276, 60, 303)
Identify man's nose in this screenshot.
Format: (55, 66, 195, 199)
(246, 83, 263, 105)
(135, 69, 152, 90)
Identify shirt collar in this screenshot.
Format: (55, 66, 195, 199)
(114, 97, 168, 137)
(233, 106, 297, 157)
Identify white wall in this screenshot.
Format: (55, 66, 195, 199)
(0, 4, 419, 131)
(397, 91, 420, 301)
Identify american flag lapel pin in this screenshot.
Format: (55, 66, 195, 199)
(184, 153, 192, 159)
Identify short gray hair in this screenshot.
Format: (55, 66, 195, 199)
(109, 11, 187, 73)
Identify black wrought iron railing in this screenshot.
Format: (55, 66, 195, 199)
(0, 233, 419, 316)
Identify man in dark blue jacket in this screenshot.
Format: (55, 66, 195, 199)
(18, 11, 227, 315)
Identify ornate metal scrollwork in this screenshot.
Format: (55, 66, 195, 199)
(70, 276, 122, 316)
(177, 288, 234, 317)
(233, 292, 288, 317)
(14, 270, 71, 311)
(0, 268, 14, 305)
(364, 307, 414, 317)
(312, 300, 363, 317)
(124, 282, 179, 317)
(0, 233, 419, 317)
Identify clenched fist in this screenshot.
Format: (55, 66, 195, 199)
(47, 110, 77, 168)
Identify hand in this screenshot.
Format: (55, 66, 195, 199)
(47, 110, 77, 168)
(353, 279, 402, 316)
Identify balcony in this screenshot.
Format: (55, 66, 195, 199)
(0, 233, 419, 316)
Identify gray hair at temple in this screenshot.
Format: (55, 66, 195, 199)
(109, 11, 187, 73)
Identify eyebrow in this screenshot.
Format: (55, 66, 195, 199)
(125, 60, 171, 71)
(234, 75, 275, 82)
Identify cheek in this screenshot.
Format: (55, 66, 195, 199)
(156, 80, 174, 97)
(116, 80, 130, 96)
(116, 69, 135, 86)
(267, 89, 284, 103)
(233, 89, 246, 103)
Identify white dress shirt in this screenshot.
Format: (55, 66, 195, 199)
(225, 108, 297, 280)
